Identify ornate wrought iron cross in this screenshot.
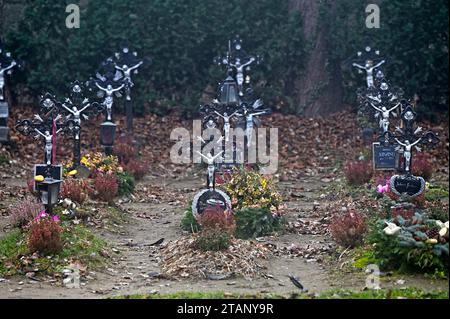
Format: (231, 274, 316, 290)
(380, 101, 439, 174)
(112, 42, 150, 133)
(15, 93, 72, 167)
(351, 46, 386, 89)
(59, 81, 103, 168)
(214, 35, 262, 97)
(87, 59, 127, 122)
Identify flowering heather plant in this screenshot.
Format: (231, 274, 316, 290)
(10, 198, 44, 228)
(198, 206, 236, 235)
(329, 210, 367, 248)
(27, 216, 63, 255)
(124, 158, 149, 181)
(93, 173, 118, 203)
(345, 160, 373, 186)
(344, 160, 373, 186)
(390, 203, 416, 220)
(412, 153, 434, 180)
(26, 179, 38, 196)
(60, 178, 91, 205)
(114, 137, 137, 165)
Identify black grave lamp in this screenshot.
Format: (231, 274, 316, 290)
(36, 176, 62, 215)
(100, 121, 117, 156)
(218, 72, 240, 107)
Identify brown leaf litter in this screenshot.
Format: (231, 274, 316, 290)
(159, 236, 270, 280)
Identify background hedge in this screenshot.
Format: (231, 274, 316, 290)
(3, 0, 449, 118)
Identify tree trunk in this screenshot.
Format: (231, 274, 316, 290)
(289, 0, 344, 117)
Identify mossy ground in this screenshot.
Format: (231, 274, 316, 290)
(0, 224, 109, 277)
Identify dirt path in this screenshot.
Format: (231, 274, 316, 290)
(0, 169, 448, 299)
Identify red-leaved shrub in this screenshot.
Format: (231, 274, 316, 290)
(344, 160, 373, 186)
(329, 210, 367, 247)
(198, 206, 236, 235)
(412, 153, 434, 180)
(26, 179, 38, 196)
(391, 205, 416, 220)
(27, 218, 63, 255)
(93, 174, 118, 203)
(124, 159, 148, 180)
(10, 198, 44, 228)
(60, 178, 91, 205)
(114, 137, 136, 165)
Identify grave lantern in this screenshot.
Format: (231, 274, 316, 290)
(219, 75, 239, 106)
(37, 177, 62, 215)
(100, 121, 117, 155)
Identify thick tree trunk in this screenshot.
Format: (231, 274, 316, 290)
(289, 0, 344, 117)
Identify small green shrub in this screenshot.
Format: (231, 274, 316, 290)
(116, 172, 135, 196)
(181, 207, 201, 233)
(234, 207, 284, 239)
(194, 232, 231, 252)
(367, 212, 449, 275)
(0, 154, 9, 166)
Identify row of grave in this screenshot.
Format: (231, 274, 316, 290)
(350, 45, 439, 198)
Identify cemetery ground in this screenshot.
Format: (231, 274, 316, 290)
(0, 107, 448, 299)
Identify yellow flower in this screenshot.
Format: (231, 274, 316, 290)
(68, 170, 78, 176)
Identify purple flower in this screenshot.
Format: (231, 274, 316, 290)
(377, 184, 389, 194)
(53, 215, 60, 223)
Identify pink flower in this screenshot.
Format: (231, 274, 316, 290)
(377, 184, 389, 194)
(53, 215, 60, 223)
(35, 211, 47, 221)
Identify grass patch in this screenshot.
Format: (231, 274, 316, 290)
(181, 206, 200, 233)
(0, 154, 9, 166)
(425, 185, 449, 202)
(0, 224, 109, 277)
(115, 288, 449, 299)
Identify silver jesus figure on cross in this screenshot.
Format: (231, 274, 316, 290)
(0, 60, 17, 101)
(95, 83, 125, 121)
(61, 101, 91, 126)
(228, 57, 255, 96)
(197, 151, 223, 189)
(214, 110, 238, 142)
(34, 127, 63, 165)
(353, 59, 386, 88)
(394, 138, 422, 173)
(371, 102, 400, 133)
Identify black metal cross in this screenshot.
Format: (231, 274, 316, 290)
(351, 46, 386, 89)
(87, 59, 127, 123)
(15, 94, 71, 167)
(113, 42, 151, 133)
(380, 101, 439, 174)
(214, 35, 262, 97)
(59, 81, 103, 168)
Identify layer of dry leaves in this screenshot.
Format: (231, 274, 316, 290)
(2, 106, 448, 179)
(159, 236, 269, 280)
